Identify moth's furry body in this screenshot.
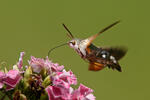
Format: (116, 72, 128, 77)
(69, 38, 126, 72)
(66, 21, 127, 72)
(49, 21, 127, 72)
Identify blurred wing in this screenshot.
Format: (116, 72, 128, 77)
(86, 46, 126, 72)
(107, 63, 122, 72)
(99, 47, 126, 72)
(88, 58, 122, 72)
(103, 47, 127, 60)
(87, 21, 120, 46)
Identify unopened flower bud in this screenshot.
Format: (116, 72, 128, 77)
(13, 65, 19, 71)
(24, 66, 32, 79)
(42, 75, 51, 88)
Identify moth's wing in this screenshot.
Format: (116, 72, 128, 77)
(86, 46, 126, 72)
(88, 58, 122, 72)
(87, 49, 122, 72)
(107, 62, 122, 72)
(89, 62, 104, 71)
(100, 47, 126, 72)
(103, 46, 127, 60)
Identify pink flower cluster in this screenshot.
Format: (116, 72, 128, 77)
(29, 56, 64, 73)
(0, 70, 22, 91)
(0, 52, 95, 100)
(29, 55, 95, 100)
(46, 84, 95, 100)
(0, 52, 25, 91)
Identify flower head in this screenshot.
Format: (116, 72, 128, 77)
(29, 56, 46, 73)
(52, 70, 77, 89)
(0, 71, 5, 89)
(72, 84, 96, 100)
(29, 56, 64, 74)
(45, 57, 64, 73)
(46, 85, 73, 100)
(3, 70, 22, 91)
(0, 52, 96, 100)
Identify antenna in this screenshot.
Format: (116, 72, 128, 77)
(62, 23, 74, 39)
(98, 20, 120, 35)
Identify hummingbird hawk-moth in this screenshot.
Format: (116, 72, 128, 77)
(48, 21, 127, 72)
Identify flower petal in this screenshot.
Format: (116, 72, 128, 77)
(46, 85, 72, 100)
(29, 56, 45, 73)
(0, 71, 5, 89)
(52, 70, 77, 89)
(17, 52, 25, 69)
(71, 84, 95, 100)
(3, 70, 22, 90)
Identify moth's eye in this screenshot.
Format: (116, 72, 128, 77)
(71, 41, 75, 45)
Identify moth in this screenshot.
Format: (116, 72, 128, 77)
(48, 21, 127, 72)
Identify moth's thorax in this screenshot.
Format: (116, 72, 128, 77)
(68, 38, 91, 58)
(78, 39, 91, 56)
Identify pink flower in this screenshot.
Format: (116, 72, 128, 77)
(17, 52, 25, 69)
(52, 70, 77, 89)
(72, 84, 95, 100)
(0, 71, 5, 89)
(29, 56, 46, 73)
(46, 84, 95, 100)
(46, 85, 73, 100)
(45, 57, 64, 73)
(3, 70, 22, 91)
(29, 56, 64, 73)
(0, 52, 97, 99)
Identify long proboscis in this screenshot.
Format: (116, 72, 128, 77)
(62, 23, 74, 39)
(48, 43, 68, 58)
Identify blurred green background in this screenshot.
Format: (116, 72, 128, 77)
(0, 0, 149, 100)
